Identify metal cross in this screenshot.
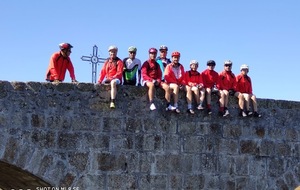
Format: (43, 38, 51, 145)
(81, 45, 106, 83)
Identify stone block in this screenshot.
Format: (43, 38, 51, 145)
(267, 157, 285, 177)
(31, 130, 56, 148)
(276, 142, 292, 157)
(183, 135, 205, 153)
(59, 172, 76, 187)
(165, 134, 180, 153)
(38, 154, 53, 176)
(218, 155, 235, 175)
(286, 127, 299, 142)
(155, 154, 169, 173)
(248, 156, 267, 177)
(140, 175, 167, 189)
(168, 174, 183, 189)
(219, 139, 239, 155)
(58, 132, 81, 149)
(97, 152, 126, 172)
(110, 134, 134, 151)
(240, 140, 258, 155)
(102, 117, 123, 133)
(223, 124, 242, 139)
(74, 174, 105, 190)
(81, 133, 109, 149)
(125, 118, 142, 133)
(68, 152, 89, 172)
(31, 114, 45, 128)
(235, 155, 249, 175)
(183, 174, 205, 189)
(259, 140, 276, 156)
(201, 153, 218, 173)
(219, 175, 236, 190)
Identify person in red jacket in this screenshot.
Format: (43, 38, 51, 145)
(218, 60, 237, 117)
(141, 48, 162, 111)
(45, 43, 78, 83)
(98, 45, 124, 109)
(235, 64, 261, 117)
(162, 51, 185, 113)
(201, 60, 219, 115)
(184, 60, 205, 114)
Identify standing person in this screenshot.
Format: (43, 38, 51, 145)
(141, 48, 162, 111)
(156, 45, 171, 81)
(184, 60, 205, 114)
(218, 60, 237, 117)
(162, 51, 185, 113)
(98, 45, 124, 109)
(122, 46, 142, 86)
(235, 64, 262, 117)
(201, 60, 219, 115)
(45, 43, 78, 83)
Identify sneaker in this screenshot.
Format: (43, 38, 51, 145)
(207, 109, 212, 115)
(166, 105, 176, 111)
(197, 104, 204, 110)
(223, 109, 230, 117)
(175, 108, 180, 113)
(253, 112, 261, 118)
(247, 111, 253, 116)
(187, 109, 195, 114)
(110, 102, 115, 109)
(218, 111, 224, 117)
(150, 103, 156, 111)
(239, 110, 247, 117)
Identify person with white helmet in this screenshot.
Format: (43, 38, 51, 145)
(98, 45, 124, 109)
(235, 64, 261, 117)
(156, 45, 171, 81)
(201, 60, 219, 115)
(141, 48, 163, 111)
(122, 46, 142, 86)
(45, 43, 78, 83)
(184, 60, 205, 114)
(217, 60, 237, 117)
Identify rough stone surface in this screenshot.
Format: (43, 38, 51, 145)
(0, 81, 300, 189)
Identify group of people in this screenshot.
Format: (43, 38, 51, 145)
(45, 43, 261, 118)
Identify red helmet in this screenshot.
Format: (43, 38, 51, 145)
(59, 43, 73, 50)
(171, 51, 180, 57)
(149, 48, 157, 53)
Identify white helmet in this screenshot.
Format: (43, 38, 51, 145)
(224, 60, 232, 65)
(190, 60, 198, 66)
(240, 64, 249, 71)
(108, 45, 118, 52)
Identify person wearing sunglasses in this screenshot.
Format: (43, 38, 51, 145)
(45, 43, 78, 84)
(235, 64, 262, 117)
(122, 46, 142, 86)
(217, 60, 237, 117)
(156, 45, 171, 81)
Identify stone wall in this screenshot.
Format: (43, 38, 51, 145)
(0, 80, 300, 190)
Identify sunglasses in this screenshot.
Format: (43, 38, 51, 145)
(225, 64, 232, 67)
(129, 52, 136, 54)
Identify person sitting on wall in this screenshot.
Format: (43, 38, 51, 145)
(141, 48, 162, 111)
(235, 64, 262, 117)
(122, 46, 142, 86)
(98, 45, 124, 109)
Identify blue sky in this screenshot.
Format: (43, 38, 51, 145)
(0, 1, 299, 101)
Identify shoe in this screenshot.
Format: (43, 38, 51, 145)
(175, 108, 180, 113)
(218, 111, 224, 117)
(207, 109, 212, 115)
(187, 109, 195, 114)
(223, 109, 230, 117)
(247, 111, 253, 116)
(110, 102, 115, 109)
(240, 110, 247, 117)
(166, 105, 176, 111)
(253, 112, 261, 118)
(150, 103, 156, 111)
(197, 104, 204, 110)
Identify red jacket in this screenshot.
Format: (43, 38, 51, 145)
(46, 52, 76, 81)
(235, 74, 253, 94)
(201, 69, 219, 88)
(141, 59, 162, 83)
(218, 71, 236, 90)
(184, 70, 203, 87)
(98, 57, 124, 83)
(164, 63, 185, 85)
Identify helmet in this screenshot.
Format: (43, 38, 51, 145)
(240, 64, 249, 71)
(108, 45, 118, 52)
(207, 60, 216, 66)
(128, 46, 137, 52)
(59, 43, 73, 50)
(190, 60, 198, 66)
(224, 60, 232, 65)
(171, 51, 180, 57)
(149, 48, 158, 53)
(159, 45, 168, 51)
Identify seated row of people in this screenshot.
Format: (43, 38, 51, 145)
(45, 43, 261, 118)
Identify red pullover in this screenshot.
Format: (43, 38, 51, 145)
(235, 74, 253, 94)
(218, 71, 236, 90)
(201, 69, 219, 88)
(141, 59, 162, 83)
(164, 63, 185, 85)
(184, 70, 203, 87)
(46, 52, 76, 81)
(98, 57, 124, 83)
